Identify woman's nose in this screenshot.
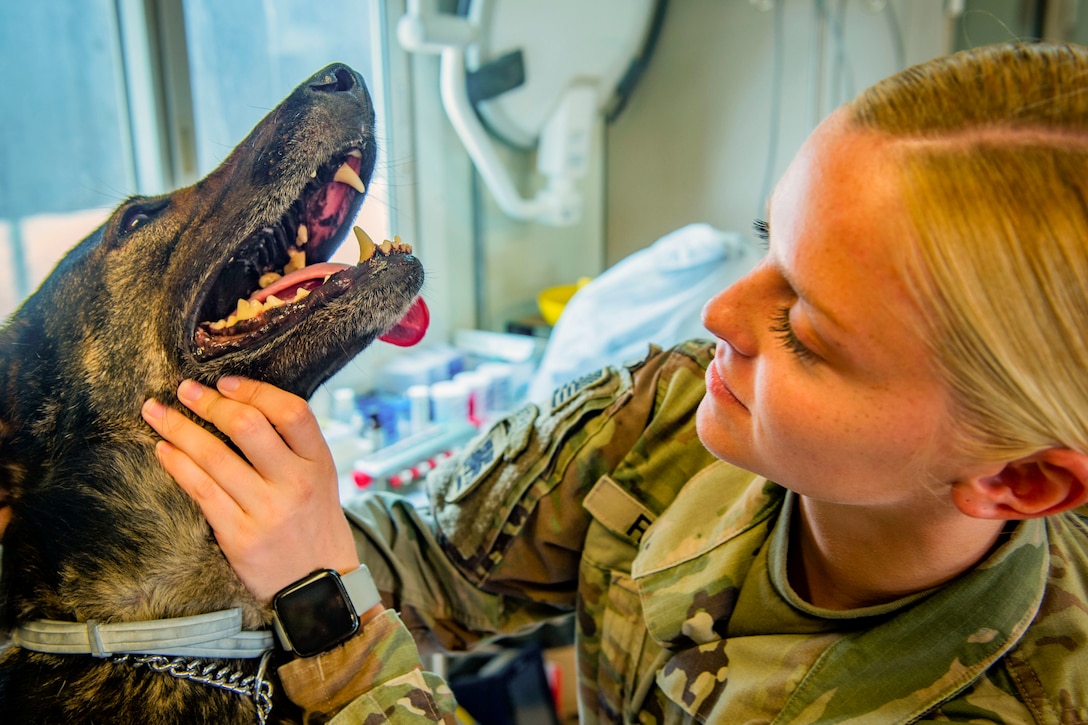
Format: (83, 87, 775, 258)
(701, 264, 770, 358)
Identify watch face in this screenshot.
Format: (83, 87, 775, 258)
(274, 570, 359, 657)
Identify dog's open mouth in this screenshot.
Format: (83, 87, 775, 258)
(191, 149, 428, 359)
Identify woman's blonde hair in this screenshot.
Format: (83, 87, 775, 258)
(848, 43, 1088, 462)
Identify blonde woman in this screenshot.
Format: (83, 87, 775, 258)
(144, 42, 1088, 723)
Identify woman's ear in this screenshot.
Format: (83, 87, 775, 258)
(952, 448, 1088, 520)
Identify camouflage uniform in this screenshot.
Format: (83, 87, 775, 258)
(279, 341, 1088, 724)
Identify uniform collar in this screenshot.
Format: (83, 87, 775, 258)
(632, 466, 1050, 723)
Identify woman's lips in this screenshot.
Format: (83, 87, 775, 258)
(706, 357, 747, 411)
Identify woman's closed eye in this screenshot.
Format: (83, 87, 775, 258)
(771, 306, 819, 363)
(754, 218, 821, 363)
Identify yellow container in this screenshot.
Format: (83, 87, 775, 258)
(537, 277, 592, 326)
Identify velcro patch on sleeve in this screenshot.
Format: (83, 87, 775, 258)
(441, 403, 540, 504)
(549, 367, 610, 414)
(444, 427, 505, 503)
(428, 366, 632, 574)
(584, 475, 657, 546)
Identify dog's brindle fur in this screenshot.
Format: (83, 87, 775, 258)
(0, 64, 424, 723)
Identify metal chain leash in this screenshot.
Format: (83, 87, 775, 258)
(112, 649, 274, 725)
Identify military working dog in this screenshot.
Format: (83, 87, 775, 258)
(0, 64, 429, 723)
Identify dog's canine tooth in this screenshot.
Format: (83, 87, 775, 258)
(353, 226, 376, 262)
(258, 272, 281, 289)
(333, 162, 367, 194)
(296, 224, 309, 247)
(284, 249, 306, 274)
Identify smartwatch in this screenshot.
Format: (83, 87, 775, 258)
(271, 566, 381, 657)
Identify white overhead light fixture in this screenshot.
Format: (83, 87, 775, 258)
(398, 0, 664, 226)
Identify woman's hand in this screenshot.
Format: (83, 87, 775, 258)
(142, 377, 360, 603)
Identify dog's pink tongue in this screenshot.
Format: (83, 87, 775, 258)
(251, 263, 347, 304)
(379, 296, 429, 346)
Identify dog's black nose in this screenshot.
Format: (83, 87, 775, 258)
(309, 64, 361, 94)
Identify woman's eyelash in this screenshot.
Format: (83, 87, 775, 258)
(753, 219, 770, 248)
(753, 220, 816, 363)
(770, 306, 818, 363)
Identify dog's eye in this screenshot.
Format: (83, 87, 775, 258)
(119, 208, 152, 236)
(117, 200, 167, 237)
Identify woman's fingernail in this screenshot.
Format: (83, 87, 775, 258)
(178, 379, 204, 402)
(219, 376, 241, 392)
(142, 399, 165, 420)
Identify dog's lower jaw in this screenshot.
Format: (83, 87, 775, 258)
(187, 265, 425, 401)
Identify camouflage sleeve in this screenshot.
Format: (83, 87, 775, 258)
(430, 339, 717, 603)
(291, 342, 714, 722)
(341, 341, 716, 651)
(277, 609, 459, 724)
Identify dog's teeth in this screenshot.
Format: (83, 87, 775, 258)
(284, 249, 306, 274)
(294, 287, 311, 302)
(347, 149, 363, 158)
(353, 226, 376, 262)
(264, 294, 285, 309)
(296, 224, 309, 247)
(380, 239, 393, 255)
(392, 234, 413, 254)
(258, 272, 282, 289)
(310, 170, 317, 178)
(334, 162, 367, 194)
(235, 298, 261, 321)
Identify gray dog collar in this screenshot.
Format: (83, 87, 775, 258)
(11, 607, 273, 658)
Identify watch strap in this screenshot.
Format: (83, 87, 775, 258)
(341, 564, 382, 615)
(272, 611, 291, 652)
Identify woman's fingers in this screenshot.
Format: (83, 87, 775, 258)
(152, 437, 245, 532)
(141, 398, 261, 504)
(170, 379, 306, 485)
(142, 381, 357, 603)
(173, 378, 334, 486)
(212, 377, 331, 463)
(145, 378, 338, 513)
